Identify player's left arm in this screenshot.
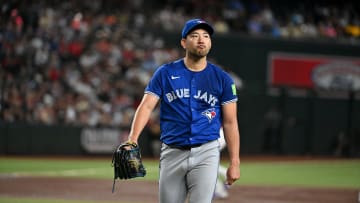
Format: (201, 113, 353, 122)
(222, 102, 240, 185)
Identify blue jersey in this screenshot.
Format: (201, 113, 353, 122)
(145, 59, 237, 146)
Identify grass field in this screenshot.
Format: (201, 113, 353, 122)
(1, 156, 360, 203)
(1, 157, 360, 188)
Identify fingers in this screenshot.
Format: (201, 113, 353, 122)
(225, 178, 237, 186)
(226, 166, 240, 186)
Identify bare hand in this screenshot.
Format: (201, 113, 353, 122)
(225, 164, 240, 186)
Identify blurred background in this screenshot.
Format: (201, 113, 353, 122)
(1, 0, 359, 157)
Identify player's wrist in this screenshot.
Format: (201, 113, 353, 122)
(126, 135, 138, 144)
(229, 158, 240, 167)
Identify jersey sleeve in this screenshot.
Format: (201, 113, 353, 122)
(144, 66, 163, 98)
(221, 71, 238, 105)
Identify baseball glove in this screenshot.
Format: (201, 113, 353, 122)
(111, 141, 146, 192)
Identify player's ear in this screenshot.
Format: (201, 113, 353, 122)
(180, 39, 186, 49)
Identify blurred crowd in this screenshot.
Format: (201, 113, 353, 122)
(1, 0, 359, 127)
(1, 0, 182, 127)
(154, 0, 360, 40)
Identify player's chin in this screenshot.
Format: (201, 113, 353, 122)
(196, 50, 209, 57)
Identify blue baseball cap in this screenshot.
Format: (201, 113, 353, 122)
(181, 18, 214, 39)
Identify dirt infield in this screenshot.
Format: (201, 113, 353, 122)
(0, 176, 358, 203)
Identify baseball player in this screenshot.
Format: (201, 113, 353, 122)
(126, 18, 240, 203)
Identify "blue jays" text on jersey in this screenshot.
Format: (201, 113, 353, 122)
(145, 59, 237, 146)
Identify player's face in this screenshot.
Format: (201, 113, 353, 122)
(182, 29, 212, 58)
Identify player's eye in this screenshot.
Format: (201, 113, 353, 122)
(189, 34, 199, 38)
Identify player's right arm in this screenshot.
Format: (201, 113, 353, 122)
(127, 93, 159, 144)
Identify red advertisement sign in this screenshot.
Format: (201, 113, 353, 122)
(268, 53, 360, 91)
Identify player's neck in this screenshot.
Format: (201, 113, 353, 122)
(184, 56, 207, 72)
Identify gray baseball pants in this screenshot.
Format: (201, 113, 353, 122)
(159, 140, 220, 203)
